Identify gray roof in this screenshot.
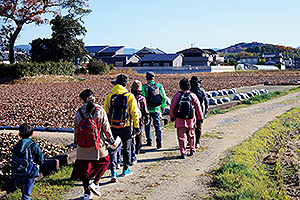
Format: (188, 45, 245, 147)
(85, 45, 108, 53)
(114, 54, 140, 59)
(136, 47, 166, 55)
(176, 47, 205, 54)
(102, 46, 124, 53)
(140, 54, 182, 62)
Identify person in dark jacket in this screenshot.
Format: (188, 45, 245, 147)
(190, 76, 209, 148)
(12, 123, 44, 200)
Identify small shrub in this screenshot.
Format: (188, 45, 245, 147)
(88, 59, 114, 75)
(75, 67, 87, 74)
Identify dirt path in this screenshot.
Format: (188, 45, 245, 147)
(51, 89, 298, 200)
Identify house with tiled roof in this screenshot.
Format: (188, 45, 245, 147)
(85, 45, 124, 58)
(139, 53, 183, 67)
(135, 47, 166, 58)
(239, 56, 259, 66)
(101, 54, 140, 67)
(176, 47, 224, 66)
(262, 52, 285, 66)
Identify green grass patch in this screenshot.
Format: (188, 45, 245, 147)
(206, 86, 300, 118)
(243, 86, 300, 105)
(202, 130, 224, 139)
(211, 107, 300, 199)
(210, 109, 228, 115)
(6, 164, 77, 200)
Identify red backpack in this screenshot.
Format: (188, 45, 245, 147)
(77, 108, 101, 150)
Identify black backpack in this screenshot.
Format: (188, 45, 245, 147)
(12, 144, 37, 176)
(108, 92, 128, 129)
(146, 83, 163, 107)
(174, 91, 195, 119)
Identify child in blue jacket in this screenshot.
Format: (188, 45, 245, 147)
(12, 123, 44, 200)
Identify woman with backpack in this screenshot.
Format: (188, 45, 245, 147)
(131, 80, 150, 155)
(170, 77, 203, 159)
(71, 89, 117, 200)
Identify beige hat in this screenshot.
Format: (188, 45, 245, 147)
(131, 80, 142, 91)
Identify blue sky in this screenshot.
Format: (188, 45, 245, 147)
(16, 0, 300, 53)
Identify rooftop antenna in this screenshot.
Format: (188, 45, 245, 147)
(191, 41, 195, 48)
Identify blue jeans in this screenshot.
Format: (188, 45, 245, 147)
(131, 140, 137, 163)
(145, 112, 162, 144)
(15, 175, 35, 200)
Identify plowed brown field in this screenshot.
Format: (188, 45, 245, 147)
(1, 71, 299, 128)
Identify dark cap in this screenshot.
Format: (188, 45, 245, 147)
(146, 71, 155, 80)
(190, 76, 202, 84)
(111, 74, 128, 86)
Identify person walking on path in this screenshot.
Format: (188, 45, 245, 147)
(131, 80, 150, 155)
(71, 89, 117, 200)
(11, 123, 44, 200)
(141, 71, 167, 149)
(190, 76, 208, 148)
(103, 74, 140, 182)
(170, 77, 203, 159)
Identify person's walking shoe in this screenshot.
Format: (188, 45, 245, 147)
(89, 182, 101, 196)
(131, 160, 138, 165)
(83, 192, 93, 200)
(110, 170, 119, 183)
(122, 168, 133, 177)
(156, 139, 162, 149)
(178, 154, 187, 159)
(146, 142, 152, 146)
(189, 150, 196, 156)
(138, 149, 146, 154)
(195, 142, 200, 149)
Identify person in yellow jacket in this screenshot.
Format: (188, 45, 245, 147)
(103, 74, 140, 182)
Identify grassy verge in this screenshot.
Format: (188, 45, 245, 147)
(207, 86, 300, 117)
(5, 164, 77, 199)
(210, 107, 300, 199)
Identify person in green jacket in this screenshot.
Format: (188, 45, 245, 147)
(141, 71, 167, 149)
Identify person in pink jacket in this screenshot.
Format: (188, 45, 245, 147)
(170, 77, 203, 159)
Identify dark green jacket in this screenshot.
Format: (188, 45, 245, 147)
(142, 80, 167, 113)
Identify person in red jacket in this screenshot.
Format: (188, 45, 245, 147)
(170, 77, 203, 159)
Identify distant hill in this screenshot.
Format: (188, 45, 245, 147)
(212, 48, 220, 51)
(15, 45, 31, 52)
(218, 42, 266, 53)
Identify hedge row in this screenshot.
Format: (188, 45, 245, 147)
(0, 61, 75, 78)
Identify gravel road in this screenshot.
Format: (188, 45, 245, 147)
(48, 86, 299, 200)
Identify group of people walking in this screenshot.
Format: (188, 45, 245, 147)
(71, 72, 170, 199)
(11, 71, 208, 200)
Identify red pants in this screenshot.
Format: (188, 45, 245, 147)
(177, 127, 195, 155)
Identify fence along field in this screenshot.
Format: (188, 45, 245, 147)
(0, 71, 300, 129)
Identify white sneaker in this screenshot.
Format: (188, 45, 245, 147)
(89, 182, 101, 196)
(132, 160, 138, 165)
(83, 192, 93, 200)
